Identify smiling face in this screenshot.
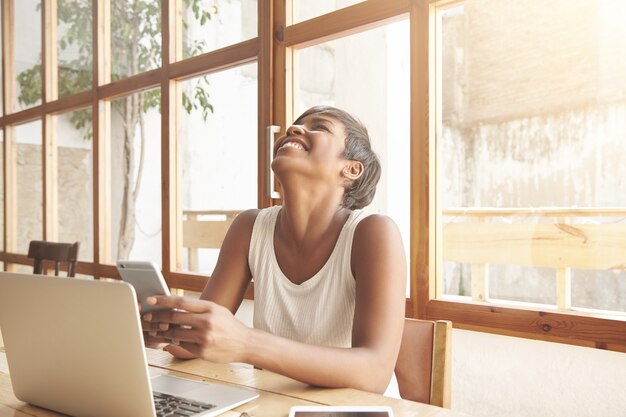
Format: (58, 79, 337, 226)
(271, 113, 350, 199)
(272, 106, 381, 210)
(273, 114, 346, 159)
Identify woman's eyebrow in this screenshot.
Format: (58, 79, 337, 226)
(306, 116, 336, 129)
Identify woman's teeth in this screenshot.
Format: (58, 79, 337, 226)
(281, 142, 305, 151)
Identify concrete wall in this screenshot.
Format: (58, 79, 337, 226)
(452, 329, 626, 417)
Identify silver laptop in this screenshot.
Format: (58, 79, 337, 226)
(0, 272, 258, 417)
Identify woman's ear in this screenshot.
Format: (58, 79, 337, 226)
(341, 161, 364, 182)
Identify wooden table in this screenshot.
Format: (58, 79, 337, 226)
(0, 348, 470, 417)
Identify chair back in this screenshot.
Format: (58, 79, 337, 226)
(27, 240, 80, 277)
(394, 318, 452, 408)
(182, 211, 239, 271)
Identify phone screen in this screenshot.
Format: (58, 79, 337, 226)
(293, 413, 391, 417)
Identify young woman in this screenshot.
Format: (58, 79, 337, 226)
(142, 106, 406, 393)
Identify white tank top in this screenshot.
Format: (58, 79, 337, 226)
(248, 205, 370, 348)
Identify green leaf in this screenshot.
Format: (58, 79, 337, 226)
(16, 64, 42, 106)
(17, 0, 217, 136)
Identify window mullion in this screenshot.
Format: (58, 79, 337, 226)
(42, 0, 59, 242)
(93, 0, 112, 270)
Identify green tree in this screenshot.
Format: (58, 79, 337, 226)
(17, 0, 215, 260)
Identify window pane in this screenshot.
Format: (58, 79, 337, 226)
(439, 0, 626, 312)
(489, 265, 556, 305)
(571, 215, 626, 311)
(572, 269, 626, 311)
(15, 120, 43, 253)
(293, 0, 365, 24)
(57, 108, 93, 261)
(0, 4, 3, 117)
(12, 264, 33, 274)
(181, 0, 257, 59)
(58, 0, 93, 97)
(179, 63, 258, 274)
(15, 0, 42, 111)
(295, 20, 410, 295)
(110, 89, 161, 265)
(0, 130, 3, 255)
(111, 0, 161, 80)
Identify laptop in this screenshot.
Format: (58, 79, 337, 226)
(0, 272, 259, 417)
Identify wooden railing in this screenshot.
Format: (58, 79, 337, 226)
(442, 207, 626, 310)
(180, 208, 626, 313)
(182, 210, 240, 271)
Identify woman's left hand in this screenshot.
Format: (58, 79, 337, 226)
(142, 295, 251, 363)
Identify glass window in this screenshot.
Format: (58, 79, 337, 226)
(15, 0, 42, 111)
(439, 1, 626, 313)
(58, 0, 93, 97)
(572, 269, 626, 312)
(0, 129, 3, 257)
(110, 89, 161, 265)
(56, 108, 93, 261)
(489, 265, 556, 305)
(111, 0, 161, 80)
(293, 0, 365, 24)
(294, 20, 411, 295)
(0, 4, 3, 117)
(179, 63, 258, 274)
(181, 0, 257, 59)
(15, 120, 43, 254)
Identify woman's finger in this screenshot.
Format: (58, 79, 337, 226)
(157, 326, 199, 343)
(141, 321, 171, 332)
(145, 295, 215, 314)
(143, 332, 170, 348)
(143, 309, 210, 329)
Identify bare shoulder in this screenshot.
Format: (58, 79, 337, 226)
(222, 209, 261, 247)
(232, 208, 261, 228)
(353, 214, 403, 252)
(351, 213, 405, 272)
(354, 213, 400, 238)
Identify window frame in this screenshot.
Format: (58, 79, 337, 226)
(423, 0, 626, 352)
(0, 0, 270, 291)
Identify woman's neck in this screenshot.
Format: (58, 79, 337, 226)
(276, 182, 348, 252)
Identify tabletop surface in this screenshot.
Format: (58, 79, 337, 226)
(0, 347, 470, 417)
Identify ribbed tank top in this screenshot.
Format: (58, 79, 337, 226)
(248, 205, 370, 348)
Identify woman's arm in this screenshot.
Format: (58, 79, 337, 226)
(198, 209, 259, 311)
(144, 214, 406, 393)
(142, 209, 258, 357)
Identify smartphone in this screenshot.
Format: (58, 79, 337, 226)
(116, 260, 171, 313)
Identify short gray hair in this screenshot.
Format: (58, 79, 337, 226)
(295, 106, 381, 210)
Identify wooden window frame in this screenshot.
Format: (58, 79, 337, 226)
(421, 0, 626, 352)
(0, 0, 270, 292)
(1, 0, 624, 352)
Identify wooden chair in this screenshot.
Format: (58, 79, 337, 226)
(27, 240, 80, 277)
(394, 318, 452, 408)
(183, 210, 240, 271)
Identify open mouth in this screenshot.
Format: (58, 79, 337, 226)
(280, 141, 306, 151)
(277, 139, 308, 153)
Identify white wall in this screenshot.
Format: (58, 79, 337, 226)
(452, 329, 626, 417)
(234, 300, 626, 417)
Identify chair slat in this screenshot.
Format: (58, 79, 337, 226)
(27, 241, 80, 277)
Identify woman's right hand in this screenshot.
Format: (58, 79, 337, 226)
(140, 302, 197, 359)
(141, 311, 171, 349)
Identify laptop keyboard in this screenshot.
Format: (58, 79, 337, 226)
(153, 391, 217, 417)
